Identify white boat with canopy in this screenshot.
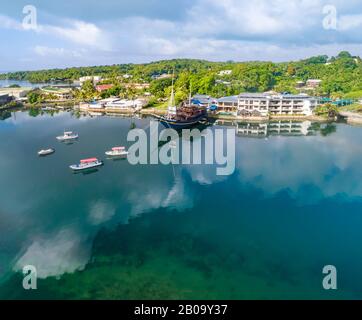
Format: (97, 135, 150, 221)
(105, 146, 128, 157)
(56, 131, 79, 141)
(70, 158, 103, 171)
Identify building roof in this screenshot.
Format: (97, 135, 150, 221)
(238, 92, 316, 100)
(218, 95, 238, 103)
(191, 94, 217, 105)
(279, 94, 316, 99)
(238, 93, 270, 99)
(193, 94, 211, 99)
(96, 84, 114, 91)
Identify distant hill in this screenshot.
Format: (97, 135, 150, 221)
(1, 52, 362, 99)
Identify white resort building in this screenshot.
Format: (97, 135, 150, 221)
(104, 98, 148, 111)
(217, 96, 239, 115)
(214, 93, 318, 117)
(79, 76, 102, 86)
(237, 93, 318, 117)
(79, 98, 148, 113)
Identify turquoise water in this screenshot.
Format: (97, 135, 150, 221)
(0, 110, 362, 299)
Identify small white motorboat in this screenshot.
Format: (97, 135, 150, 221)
(105, 146, 128, 157)
(38, 148, 55, 156)
(56, 131, 79, 141)
(70, 158, 103, 171)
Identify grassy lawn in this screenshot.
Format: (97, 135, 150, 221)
(340, 103, 362, 113)
(150, 102, 169, 110)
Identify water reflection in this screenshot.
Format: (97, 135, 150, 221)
(0, 111, 11, 121)
(214, 119, 337, 138)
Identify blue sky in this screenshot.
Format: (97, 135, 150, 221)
(1, 0, 362, 71)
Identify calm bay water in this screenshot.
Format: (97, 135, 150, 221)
(0, 79, 73, 88)
(0, 110, 362, 299)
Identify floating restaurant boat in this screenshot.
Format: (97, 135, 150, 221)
(56, 131, 79, 141)
(105, 146, 128, 157)
(69, 158, 103, 171)
(38, 148, 55, 156)
(154, 79, 208, 129)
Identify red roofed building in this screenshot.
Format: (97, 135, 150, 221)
(96, 84, 114, 92)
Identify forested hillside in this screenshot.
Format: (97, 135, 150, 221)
(1, 51, 362, 100)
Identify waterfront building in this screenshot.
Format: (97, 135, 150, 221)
(0, 87, 31, 100)
(80, 98, 148, 112)
(237, 93, 318, 116)
(105, 98, 148, 111)
(41, 87, 73, 100)
(79, 101, 105, 111)
(237, 93, 270, 117)
(79, 76, 102, 86)
(217, 96, 238, 114)
(96, 84, 114, 92)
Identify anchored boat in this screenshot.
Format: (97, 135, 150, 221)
(105, 146, 128, 157)
(70, 158, 103, 171)
(38, 148, 55, 156)
(154, 79, 207, 129)
(56, 131, 79, 141)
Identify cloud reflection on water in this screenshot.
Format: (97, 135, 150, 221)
(3, 116, 362, 279)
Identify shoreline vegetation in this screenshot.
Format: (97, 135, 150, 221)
(1, 51, 362, 123)
(0, 101, 346, 124)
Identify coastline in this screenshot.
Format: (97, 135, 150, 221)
(13, 103, 334, 123)
(339, 111, 362, 125)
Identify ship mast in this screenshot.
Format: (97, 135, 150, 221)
(189, 80, 192, 106)
(169, 70, 175, 107)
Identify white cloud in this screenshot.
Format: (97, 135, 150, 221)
(41, 20, 110, 49)
(88, 200, 116, 225)
(338, 14, 362, 31)
(0, 14, 23, 30)
(3, 0, 362, 68)
(127, 174, 193, 216)
(34, 45, 84, 58)
(14, 229, 90, 278)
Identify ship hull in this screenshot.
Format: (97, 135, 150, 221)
(156, 114, 207, 130)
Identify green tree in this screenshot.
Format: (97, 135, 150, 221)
(337, 51, 352, 59)
(81, 80, 97, 101)
(27, 92, 43, 104)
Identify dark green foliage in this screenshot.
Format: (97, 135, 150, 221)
(1, 52, 362, 99)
